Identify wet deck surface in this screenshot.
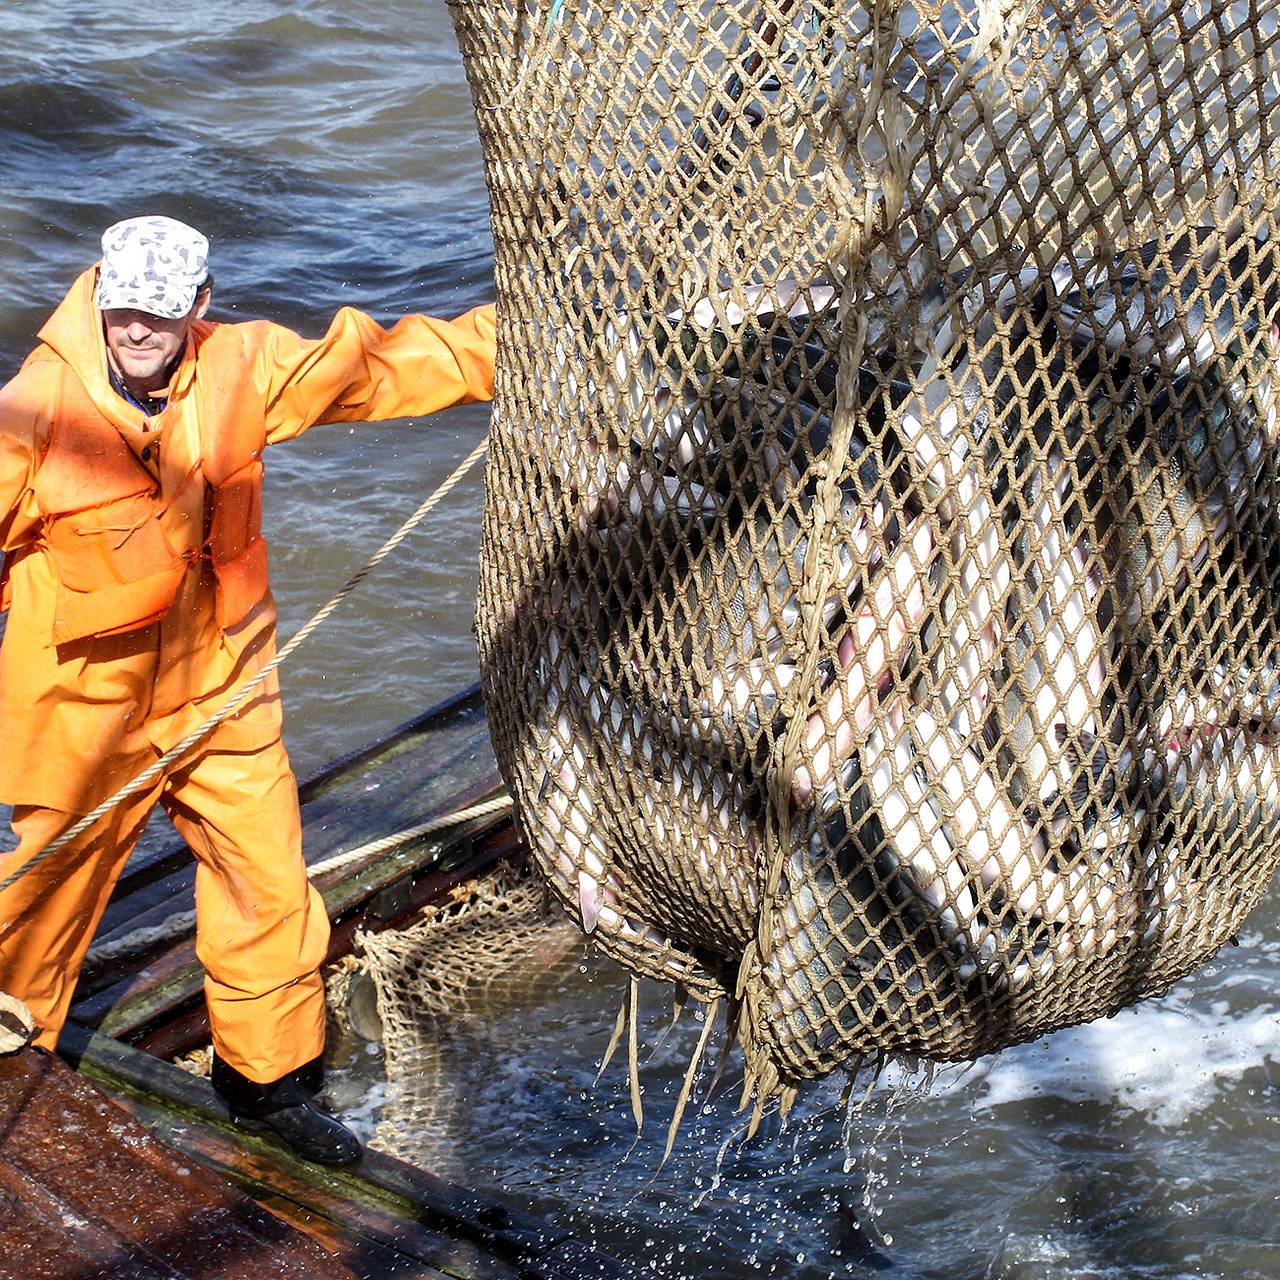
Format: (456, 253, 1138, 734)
(59, 1024, 627, 1280)
(0, 1047, 357, 1280)
(1, 1034, 627, 1280)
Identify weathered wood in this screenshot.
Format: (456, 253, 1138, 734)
(72, 933, 205, 1032)
(308, 782, 511, 912)
(0, 1046, 359, 1280)
(297, 684, 488, 804)
(133, 1002, 217, 1072)
(248, 1195, 454, 1280)
(58, 1024, 631, 1280)
(123, 1113, 521, 1280)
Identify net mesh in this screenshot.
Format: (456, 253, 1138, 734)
(342, 866, 582, 1170)
(452, 0, 1280, 1106)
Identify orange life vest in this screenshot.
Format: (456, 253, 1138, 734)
(30, 326, 269, 645)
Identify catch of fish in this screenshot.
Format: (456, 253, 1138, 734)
(520, 218, 1280, 1062)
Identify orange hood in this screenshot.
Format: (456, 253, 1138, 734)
(37, 266, 213, 430)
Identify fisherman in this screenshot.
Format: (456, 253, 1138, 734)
(0, 215, 497, 1166)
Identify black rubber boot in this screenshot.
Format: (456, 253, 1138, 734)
(292, 1054, 325, 1097)
(211, 1054, 361, 1167)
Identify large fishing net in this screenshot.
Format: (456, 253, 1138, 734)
(453, 0, 1280, 1115)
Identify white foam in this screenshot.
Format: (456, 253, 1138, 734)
(964, 986, 1280, 1128)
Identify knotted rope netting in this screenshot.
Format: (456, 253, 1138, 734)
(453, 0, 1280, 1118)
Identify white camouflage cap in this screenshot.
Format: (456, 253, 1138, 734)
(95, 215, 210, 319)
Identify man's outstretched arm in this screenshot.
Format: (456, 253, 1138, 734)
(259, 302, 497, 444)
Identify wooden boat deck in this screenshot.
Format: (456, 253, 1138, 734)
(0, 684, 630, 1279)
(0, 1045, 358, 1280)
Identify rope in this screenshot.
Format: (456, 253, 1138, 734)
(0, 436, 490, 900)
(0, 991, 35, 1056)
(82, 792, 514, 966)
(305, 791, 514, 878)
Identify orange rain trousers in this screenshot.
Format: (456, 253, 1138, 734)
(0, 730, 327, 1083)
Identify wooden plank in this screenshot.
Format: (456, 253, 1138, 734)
(249, 1195, 453, 1280)
(119, 1109, 519, 1280)
(0, 1047, 359, 1280)
(69, 935, 202, 1033)
(296, 683, 488, 805)
(296, 718, 505, 867)
(329, 825, 526, 950)
(59, 1024, 630, 1280)
(308, 782, 510, 906)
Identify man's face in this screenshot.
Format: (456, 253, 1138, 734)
(102, 290, 209, 392)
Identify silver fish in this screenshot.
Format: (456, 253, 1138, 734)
(986, 465, 1110, 815)
(1055, 671, 1280, 839)
(533, 625, 762, 953)
(863, 698, 1004, 983)
(793, 512, 937, 804)
(770, 749, 939, 1054)
(1012, 226, 1278, 627)
(1085, 352, 1273, 629)
(1046, 224, 1277, 379)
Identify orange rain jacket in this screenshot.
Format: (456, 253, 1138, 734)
(0, 266, 497, 816)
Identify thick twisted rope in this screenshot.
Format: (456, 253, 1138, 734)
(0, 436, 490, 899)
